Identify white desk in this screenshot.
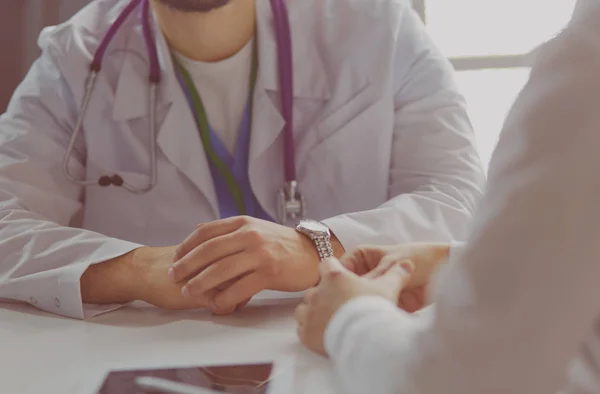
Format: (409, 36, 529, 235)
(0, 298, 342, 394)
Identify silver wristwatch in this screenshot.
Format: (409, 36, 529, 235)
(295, 219, 334, 260)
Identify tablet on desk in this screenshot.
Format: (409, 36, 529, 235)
(93, 360, 294, 394)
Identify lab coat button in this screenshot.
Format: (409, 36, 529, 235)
(30, 297, 38, 305)
(54, 298, 61, 308)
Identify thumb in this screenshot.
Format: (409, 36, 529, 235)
(320, 257, 349, 281)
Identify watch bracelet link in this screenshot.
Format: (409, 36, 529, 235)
(315, 235, 334, 259)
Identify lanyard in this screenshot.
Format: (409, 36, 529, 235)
(174, 41, 259, 216)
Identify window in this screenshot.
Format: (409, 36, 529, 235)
(412, 0, 577, 170)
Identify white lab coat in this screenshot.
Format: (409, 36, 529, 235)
(324, 1, 600, 393)
(0, 0, 484, 319)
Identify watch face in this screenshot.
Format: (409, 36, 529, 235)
(299, 220, 329, 234)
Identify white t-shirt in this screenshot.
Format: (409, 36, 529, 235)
(173, 38, 254, 154)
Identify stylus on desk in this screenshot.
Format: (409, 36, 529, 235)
(135, 376, 220, 394)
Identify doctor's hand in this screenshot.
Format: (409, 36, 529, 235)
(342, 243, 450, 312)
(295, 258, 413, 356)
(131, 246, 221, 310)
(169, 216, 343, 314)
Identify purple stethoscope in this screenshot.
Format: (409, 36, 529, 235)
(62, 0, 305, 224)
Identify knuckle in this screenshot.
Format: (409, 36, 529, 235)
(197, 239, 217, 257)
(192, 224, 206, 239)
(235, 215, 253, 226)
(244, 228, 264, 244)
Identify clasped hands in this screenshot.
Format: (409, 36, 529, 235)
(135, 216, 325, 314)
(134, 214, 449, 344)
(295, 242, 451, 356)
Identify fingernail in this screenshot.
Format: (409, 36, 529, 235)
(182, 286, 191, 297)
(168, 267, 176, 282)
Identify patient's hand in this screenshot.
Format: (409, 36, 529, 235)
(341, 243, 451, 312)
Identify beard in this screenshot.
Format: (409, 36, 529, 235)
(155, 0, 232, 12)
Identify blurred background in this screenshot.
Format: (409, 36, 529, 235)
(0, 0, 578, 170)
(0, 0, 89, 111)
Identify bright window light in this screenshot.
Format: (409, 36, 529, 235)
(419, 0, 577, 170)
(426, 0, 577, 58)
(455, 68, 531, 170)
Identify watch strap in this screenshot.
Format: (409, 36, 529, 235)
(314, 235, 334, 260)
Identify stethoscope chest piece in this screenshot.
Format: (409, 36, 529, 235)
(278, 181, 305, 226)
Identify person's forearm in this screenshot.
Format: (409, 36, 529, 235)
(80, 246, 174, 305)
(80, 248, 143, 304)
(325, 296, 422, 394)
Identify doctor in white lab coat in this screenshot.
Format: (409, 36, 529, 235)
(0, 0, 484, 320)
(296, 0, 600, 393)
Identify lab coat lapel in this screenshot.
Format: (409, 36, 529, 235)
(111, 15, 219, 217)
(249, 0, 331, 218)
(157, 93, 219, 218)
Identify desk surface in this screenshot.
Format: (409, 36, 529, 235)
(0, 298, 341, 394)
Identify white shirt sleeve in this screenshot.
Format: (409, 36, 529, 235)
(325, 296, 430, 394)
(0, 28, 142, 320)
(324, 3, 600, 394)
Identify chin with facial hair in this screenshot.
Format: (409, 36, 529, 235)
(155, 0, 232, 13)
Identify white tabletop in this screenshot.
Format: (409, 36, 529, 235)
(0, 297, 342, 394)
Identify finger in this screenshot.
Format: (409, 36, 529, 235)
(374, 260, 414, 289)
(297, 324, 307, 345)
(179, 287, 218, 310)
(211, 273, 267, 313)
(399, 287, 427, 313)
(170, 231, 246, 283)
(211, 304, 238, 316)
(294, 303, 308, 325)
(319, 257, 347, 281)
(340, 246, 387, 276)
(364, 256, 406, 279)
(182, 253, 255, 296)
(303, 288, 318, 305)
(174, 216, 251, 261)
(236, 298, 252, 311)
(211, 295, 253, 316)
(217, 277, 240, 291)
